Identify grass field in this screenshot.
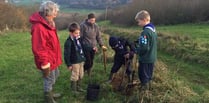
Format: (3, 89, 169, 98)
(0, 31, 123, 103)
(12, 0, 42, 5)
(0, 22, 209, 103)
(12, 0, 105, 15)
(60, 7, 105, 14)
(157, 22, 209, 43)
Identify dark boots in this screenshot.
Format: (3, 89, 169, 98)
(127, 74, 131, 83)
(44, 91, 56, 103)
(51, 92, 61, 99)
(106, 73, 114, 83)
(71, 80, 85, 94)
(71, 81, 77, 92)
(140, 83, 150, 91)
(77, 80, 85, 92)
(87, 69, 91, 76)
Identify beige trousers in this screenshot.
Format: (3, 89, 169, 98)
(71, 62, 84, 81)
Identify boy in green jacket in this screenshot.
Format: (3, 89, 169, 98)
(64, 23, 86, 94)
(135, 10, 157, 91)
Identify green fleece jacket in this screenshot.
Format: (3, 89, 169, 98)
(136, 23, 157, 63)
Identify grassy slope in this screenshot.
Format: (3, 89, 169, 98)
(99, 21, 209, 100)
(157, 23, 209, 91)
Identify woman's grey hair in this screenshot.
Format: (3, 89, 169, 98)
(39, 1, 59, 16)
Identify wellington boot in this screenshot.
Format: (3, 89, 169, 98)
(87, 69, 91, 76)
(51, 92, 61, 99)
(148, 82, 153, 90)
(71, 81, 79, 95)
(106, 73, 114, 84)
(139, 83, 149, 92)
(127, 74, 131, 83)
(44, 91, 56, 103)
(77, 80, 86, 92)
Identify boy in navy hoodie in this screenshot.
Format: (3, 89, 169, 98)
(107, 36, 135, 83)
(64, 23, 86, 94)
(135, 10, 157, 90)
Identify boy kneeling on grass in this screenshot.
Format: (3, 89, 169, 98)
(64, 23, 86, 94)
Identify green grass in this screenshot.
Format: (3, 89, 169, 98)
(60, 7, 105, 14)
(1, 22, 209, 102)
(0, 32, 41, 102)
(158, 51, 209, 93)
(12, 0, 105, 14)
(157, 23, 209, 42)
(100, 21, 209, 42)
(100, 21, 209, 102)
(0, 31, 124, 103)
(13, 0, 42, 5)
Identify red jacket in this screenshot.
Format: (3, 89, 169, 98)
(29, 12, 62, 70)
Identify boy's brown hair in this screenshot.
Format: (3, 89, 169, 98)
(68, 22, 80, 33)
(135, 10, 150, 21)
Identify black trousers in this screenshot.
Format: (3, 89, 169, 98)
(138, 62, 154, 85)
(84, 50, 95, 71)
(111, 57, 132, 76)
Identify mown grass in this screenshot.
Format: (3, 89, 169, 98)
(0, 32, 42, 102)
(0, 31, 127, 103)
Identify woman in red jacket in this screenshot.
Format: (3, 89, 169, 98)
(29, 1, 62, 103)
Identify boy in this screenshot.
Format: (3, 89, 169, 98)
(135, 10, 157, 90)
(107, 36, 135, 83)
(64, 23, 86, 94)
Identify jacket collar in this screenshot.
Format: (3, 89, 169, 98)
(143, 23, 156, 32)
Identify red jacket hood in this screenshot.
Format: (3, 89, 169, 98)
(29, 12, 54, 30)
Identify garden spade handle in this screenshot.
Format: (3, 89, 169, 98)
(119, 58, 128, 88)
(102, 49, 107, 73)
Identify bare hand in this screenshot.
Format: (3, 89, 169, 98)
(68, 66, 73, 71)
(124, 53, 130, 59)
(93, 47, 98, 53)
(42, 67, 50, 78)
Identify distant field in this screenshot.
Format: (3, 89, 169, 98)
(157, 23, 209, 42)
(12, 0, 42, 5)
(60, 6, 105, 14)
(12, 0, 105, 14)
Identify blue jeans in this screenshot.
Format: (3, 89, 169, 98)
(43, 68, 59, 92)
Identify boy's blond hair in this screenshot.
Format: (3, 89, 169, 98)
(135, 10, 150, 21)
